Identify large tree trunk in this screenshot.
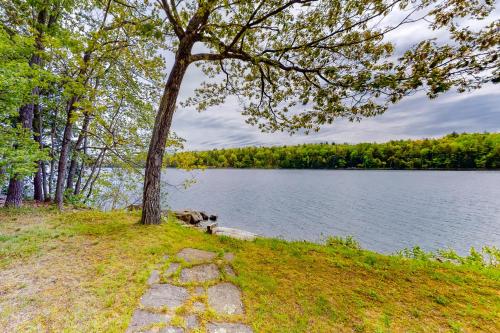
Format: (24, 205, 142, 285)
(5, 178, 24, 207)
(141, 51, 191, 225)
(5, 102, 36, 207)
(33, 165, 43, 201)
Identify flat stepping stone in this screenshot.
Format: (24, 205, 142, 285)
(223, 252, 235, 262)
(177, 248, 216, 263)
(141, 284, 189, 309)
(207, 323, 253, 333)
(192, 301, 206, 312)
(147, 270, 160, 285)
(185, 314, 199, 329)
(158, 328, 184, 333)
(164, 263, 180, 277)
(207, 283, 244, 315)
(126, 309, 171, 333)
(180, 264, 220, 283)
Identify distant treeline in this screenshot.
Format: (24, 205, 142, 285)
(166, 133, 500, 169)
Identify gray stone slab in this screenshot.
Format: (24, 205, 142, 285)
(223, 252, 235, 262)
(126, 309, 171, 333)
(158, 328, 184, 333)
(177, 248, 217, 263)
(147, 270, 160, 285)
(207, 323, 253, 333)
(141, 284, 189, 309)
(192, 301, 206, 312)
(179, 264, 220, 283)
(207, 283, 244, 315)
(164, 263, 180, 277)
(184, 314, 199, 329)
(213, 227, 257, 241)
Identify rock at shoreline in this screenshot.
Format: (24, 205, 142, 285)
(168, 210, 256, 242)
(172, 210, 204, 224)
(212, 227, 257, 241)
(206, 223, 218, 234)
(200, 211, 209, 220)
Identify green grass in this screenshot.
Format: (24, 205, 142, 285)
(0, 208, 499, 332)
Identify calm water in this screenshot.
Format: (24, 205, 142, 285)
(153, 169, 500, 254)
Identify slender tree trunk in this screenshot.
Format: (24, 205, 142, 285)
(141, 50, 191, 224)
(42, 161, 49, 201)
(66, 155, 77, 191)
(85, 152, 106, 201)
(74, 136, 88, 195)
(81, 149, 106, 194)
(54, 97, 77, 209)
(48, 112, 56, 200)
(33, 103, 44, 201)
(66, 112, 90, 191)
(54, 50, 91, 209)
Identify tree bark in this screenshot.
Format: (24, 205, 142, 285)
(54, 97, 77, 209)
(33, 103, 44, 201)
(66, 157, 76, 191)
(66, 112, 90, 191)
(5, 102, 35, 207)
(33, 164, 43, 201)
(42, 161, 49, 201)
(5, 178, 24, 208)
(141, 47, 192, 224)
(74, 136, 88, 195)
(48, 111, 56, 200)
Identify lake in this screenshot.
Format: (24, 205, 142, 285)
(135, 169, 500, 255)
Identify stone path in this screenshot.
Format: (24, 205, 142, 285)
(127, 248, 253, 333)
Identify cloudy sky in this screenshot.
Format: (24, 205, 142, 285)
(169, 5, 500, 151)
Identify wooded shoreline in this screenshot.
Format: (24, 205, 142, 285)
(167, 133, 500, 170)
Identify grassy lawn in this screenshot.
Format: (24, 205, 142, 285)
(0, 207, 499, 332)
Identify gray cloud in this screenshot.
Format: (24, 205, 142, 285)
(172, 86, 500, 150)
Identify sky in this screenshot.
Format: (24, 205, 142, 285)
(168, 4, 500, 151)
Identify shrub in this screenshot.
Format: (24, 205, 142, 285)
(326, 235, 361, 250)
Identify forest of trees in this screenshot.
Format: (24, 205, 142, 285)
(167, 133, 500, 170)
(0, 0, 170, 207)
